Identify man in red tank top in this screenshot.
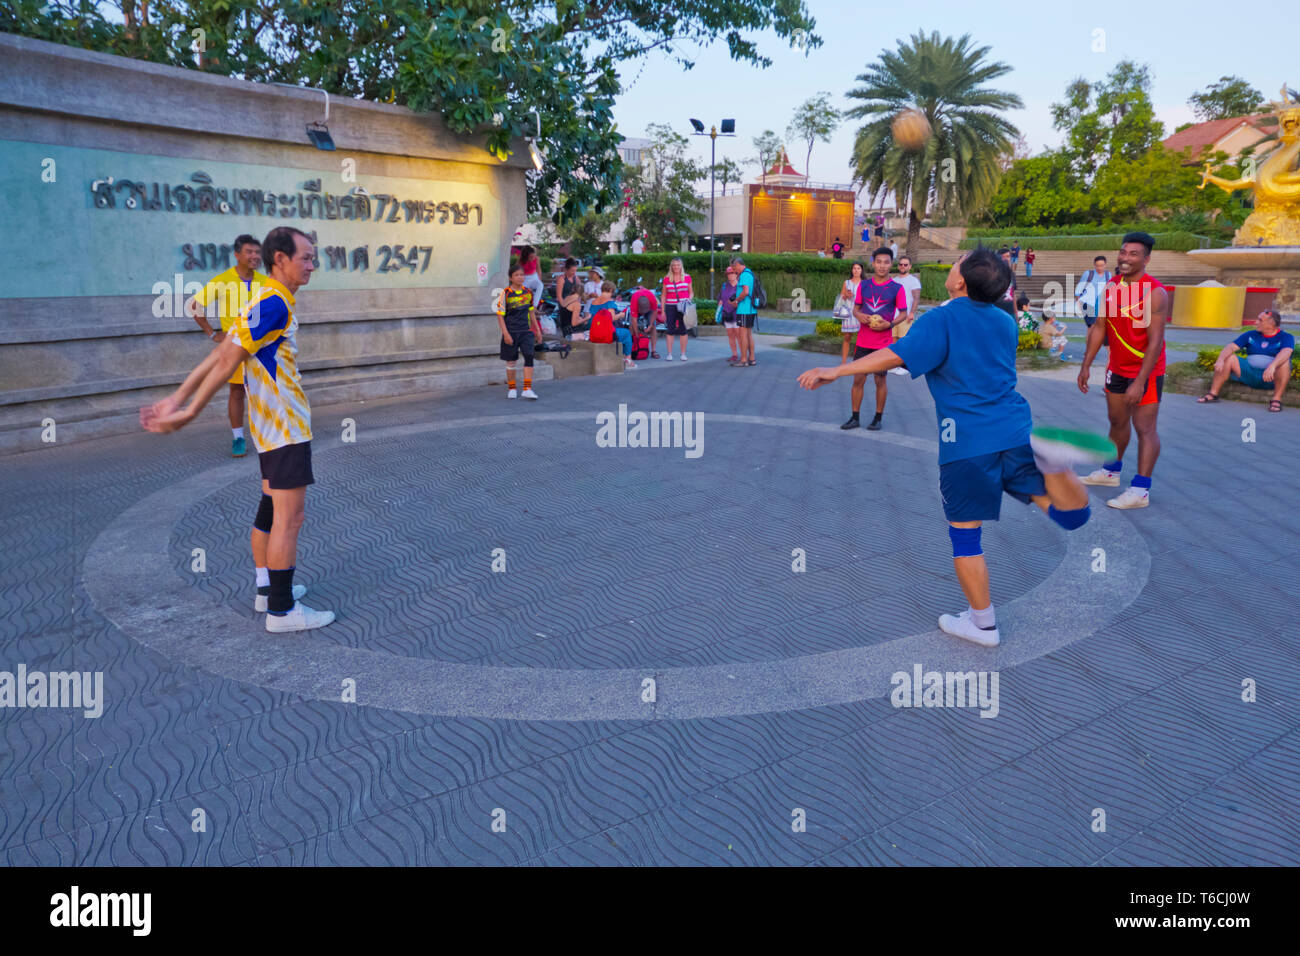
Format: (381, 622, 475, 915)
(1076, 232, 1168, 510)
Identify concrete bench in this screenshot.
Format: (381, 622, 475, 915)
(539, 338, 624, 379)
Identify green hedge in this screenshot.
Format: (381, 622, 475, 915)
(604, 252, 863, 275)
(959, 232, 1207, 252)
(815, 319, 842, 338)
(1018, 330, 1042, 353)
(1196, 345, 1300, 376)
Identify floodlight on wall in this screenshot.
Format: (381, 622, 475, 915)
(272, 82, 334, 150)
(689, 118, 705, 133)
(526, 107, 545, 171)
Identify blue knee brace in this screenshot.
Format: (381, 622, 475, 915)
(949, 526, 983, 557)
(1048, 504, 1090, 530)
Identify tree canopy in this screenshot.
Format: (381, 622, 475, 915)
(2, 0, 819, 220)
(787, 93, 840, 182)
(846, 31, 1021, 253)
(984, 64, 1251, 230)
(1188, 76, 1265, 121)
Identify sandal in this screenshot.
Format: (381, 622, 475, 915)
(1196, 392, 1220, 403)
(1268, 399, 1283, 412)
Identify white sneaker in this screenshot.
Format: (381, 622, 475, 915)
(507, 388, 518, 399)
(255, 583, 306, 613)
(666, 353, 674, 361)
(938, 610, 1000, 647)
(680, 354, 688, 361)
(1107, 487, 1150, 509)
(265, 601, 336, 633)
(1080, 468, 1120, 486)
(624, 359, 637, 369)
(521, 388, 538, 400)
(889, 367, 908, 376)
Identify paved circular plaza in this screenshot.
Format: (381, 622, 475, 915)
(5, 338, 1299, 865)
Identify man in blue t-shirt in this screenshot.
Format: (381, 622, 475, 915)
(797, 247, 1115, 648)
(730, 255, 757, 367)
(1199, 309, 1293, 412)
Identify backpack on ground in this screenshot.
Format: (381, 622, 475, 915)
(589, 310, 615, 343)
(631, 333, 650, 361)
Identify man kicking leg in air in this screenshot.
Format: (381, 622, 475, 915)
(142, 226, 334, 632)
(1076, 232, 1168, 509)
(800, 247, 1113, 646)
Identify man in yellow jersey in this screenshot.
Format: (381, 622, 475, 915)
(186, 234, 266, 457)
(143, 227, 334, 633)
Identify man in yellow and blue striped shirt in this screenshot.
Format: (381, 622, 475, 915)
(143, 227, 334, 634)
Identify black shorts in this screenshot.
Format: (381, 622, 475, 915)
(500, 330, 536, 362)
(735, 312, 756, 329)
(1105, 370, 1163, 405)
(664, 304, 687, 336)
(853, 345, 881, 360)
(259, 440, 314, 489)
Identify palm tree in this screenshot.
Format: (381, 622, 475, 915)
(846, 31, 1021, 256)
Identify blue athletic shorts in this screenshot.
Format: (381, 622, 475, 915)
(1230, 360, 1271, 390)
(938, 444, 1045, 522)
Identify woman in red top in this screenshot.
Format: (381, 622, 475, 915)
(1024, 247, 1036, 277)
(661, 258, 693, 361)
(517, 245, 544, 307)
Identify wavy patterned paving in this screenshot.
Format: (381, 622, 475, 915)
(3, 343, 1299, 865)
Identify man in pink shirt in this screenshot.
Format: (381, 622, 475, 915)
(842, 247, 909, 431)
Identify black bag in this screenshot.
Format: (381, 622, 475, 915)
(752, 272, 768, 310)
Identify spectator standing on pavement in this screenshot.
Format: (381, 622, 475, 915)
(632, 236, 645, 254)
(890, 239, 899, 261)
(518, 245, 545, 307)
(661, 257, 693, 361)
(1074, 256, 1112, 327)
(186, 233, 266, 458)
(1009, 240, 1021, 273)
(718, 265, 742, 365)
(996, 248, 1018, 318)
(831, 237, 845, 259)
(732, 255, 758, 367)
(1025, 247, 1036, 276)
(892, 255, 923, 370)
(836, 261, 864, 365)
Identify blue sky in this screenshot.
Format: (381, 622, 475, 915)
(611, 0, 1293, 193)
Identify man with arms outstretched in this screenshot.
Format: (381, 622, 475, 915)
(143, 226, 334, 632)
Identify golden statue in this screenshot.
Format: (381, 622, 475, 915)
(1199, 85, 1300, 246)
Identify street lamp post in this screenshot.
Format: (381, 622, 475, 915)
(690, 118, 735, 299)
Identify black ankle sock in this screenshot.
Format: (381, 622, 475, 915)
(871, 412, 883, 423)
(848, 411, 859, 420)
(267, 567, 296, 615)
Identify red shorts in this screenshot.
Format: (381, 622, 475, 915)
(1105, 369, 1163, 406)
